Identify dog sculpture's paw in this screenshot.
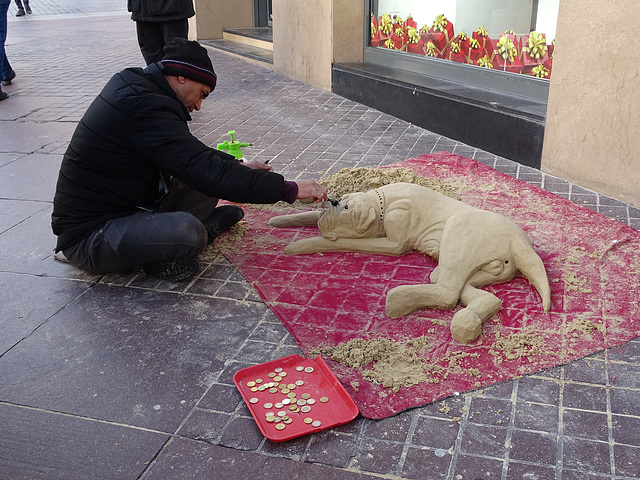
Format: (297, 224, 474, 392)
(450, 309, 482, 343)
(385, 285, 420, 318)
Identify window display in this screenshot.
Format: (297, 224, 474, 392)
(370, 0, 558, 79)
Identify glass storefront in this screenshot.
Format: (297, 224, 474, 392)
(367, 1, 559, 100)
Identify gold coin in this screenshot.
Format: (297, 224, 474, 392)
(258, 385, 266, 391)
(297, 399, 307, 406)
(255, 378, 263, 384)
(265, 415, 275, 423)
(284, 418, 293, 424)
(274, 367, 283, 373)
(269, 387, 277, 394)
(247, 381, 256, 387)
(304, 417, 313, 424)
(289, 405, 298, 412)
(280, 371, 287, 377)
(287, 384, 296, 390)
(275, 423, 286, 430)
(250, 387, 258, 392)
(301, 393, 311, 400)
(274, 402, 283, 408)
(281, 415, 290, 421)
(273, 376, 282, 382)
(320, 397, 329, 403)
(268, 372, 276, 378)
(287, 392, 297, 399)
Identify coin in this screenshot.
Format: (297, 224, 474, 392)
(249, 398, 258, 404)
(312, 420, 322, 427)
(264, 402, 273, 409)
(279, 371, 287, 377)
(304, 366, 314, 373)
(268, 372, 276, 378)
(301, 393, 311, 399)
(307, 398, 316, 405)
(250, 387, 258, 392)
(282, 398, 291, 405)
(269, 387, 277, 393)
(320, 396, 329, 403)
(274, 402, 283, 409)
(304, 417, 313, 424)
(287, 392, 296, 399)
(255, 378, 263, 384)
(295, 380, 304, 386)
(284, 417, 293, 424)
(281, 388, 290, 394)
(247, 381, 256, 387)
(265, 415, 275, 423)
(274, 367, 283, 373)
(301, 405, 311, 413)
(296, 366, 304, 372)
(297, 399, 307, 406)
(287, 384, 296, 390)
(277, 411, 286, 417)
(273, 376, 282, 382)
(275, 423, 286, 430)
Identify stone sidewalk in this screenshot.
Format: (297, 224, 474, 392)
(1, 4, 639, 480)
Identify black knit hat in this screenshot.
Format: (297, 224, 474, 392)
(160, 38, 217, 90)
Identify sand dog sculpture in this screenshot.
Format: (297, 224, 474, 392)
(268, 182, 551, 343)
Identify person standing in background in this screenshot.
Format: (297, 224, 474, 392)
(0, 0, 15, 100)
(128, 0, 194, 65)
(15, 0, 31, 17)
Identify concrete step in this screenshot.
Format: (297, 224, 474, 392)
(202, 27, 273, 67)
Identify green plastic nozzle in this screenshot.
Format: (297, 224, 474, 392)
(216, 130, 252, 160)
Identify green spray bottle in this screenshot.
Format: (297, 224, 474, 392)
(216, 130, 252, 161)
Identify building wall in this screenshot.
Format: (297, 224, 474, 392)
(272, 0, 364, 91)
(189, 0, 253, 40)
(541, 0, 640, 207)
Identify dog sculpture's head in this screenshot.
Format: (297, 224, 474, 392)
(317, 192, 384, 241)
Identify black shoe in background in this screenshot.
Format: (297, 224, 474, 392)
(203, 205, 244, 244)
(16, 7, 25, 16)
(0, 91, 8, 101)
(25, 4, 32, 14)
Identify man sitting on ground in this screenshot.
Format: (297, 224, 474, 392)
(52, 38, 327, 281)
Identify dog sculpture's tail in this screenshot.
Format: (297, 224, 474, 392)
(512, 237, 551, 313)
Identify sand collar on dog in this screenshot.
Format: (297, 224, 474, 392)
(373, 189, 385, 222)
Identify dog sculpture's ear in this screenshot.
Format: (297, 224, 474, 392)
(352, 202, 378, 234)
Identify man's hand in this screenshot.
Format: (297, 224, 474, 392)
(296, 180, 328, 203)
(242, 160, 273, 172)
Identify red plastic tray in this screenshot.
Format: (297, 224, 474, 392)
(233, 354, 359, 442)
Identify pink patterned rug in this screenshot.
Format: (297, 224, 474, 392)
(217, 152, 640, 419)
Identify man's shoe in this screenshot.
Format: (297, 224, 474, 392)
(25, 4, 32, 14)
(203, 205, 244, 244)
(16, 7, 25, 16)
(2, 70, 16, 86)
(0, 91, 8, 101)
(141, 257, 199, 282)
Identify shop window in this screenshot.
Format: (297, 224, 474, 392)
(367, 0, 558, 100)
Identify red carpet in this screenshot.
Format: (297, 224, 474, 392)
(217, 152, 640, 419)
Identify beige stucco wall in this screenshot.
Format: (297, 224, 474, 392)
(541, 0, 640, 207)
(272, 0, 364, 91)
(189, 0, 253, 40)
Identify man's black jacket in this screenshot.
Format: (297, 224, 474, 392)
(52, 63, 286, 252)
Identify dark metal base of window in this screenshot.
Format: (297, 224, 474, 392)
(332, 62, 547, 169)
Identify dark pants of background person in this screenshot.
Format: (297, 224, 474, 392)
(63, 179, 218, 274)
(0, 0, 13, 83)
(136, 19, 188, 65)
